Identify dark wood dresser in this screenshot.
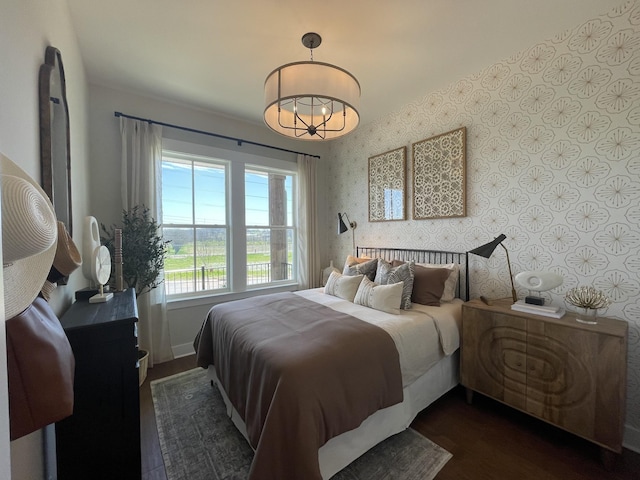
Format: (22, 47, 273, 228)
(55, 288, 140, 479)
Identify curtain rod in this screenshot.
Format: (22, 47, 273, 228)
(113, 111, 321, 159)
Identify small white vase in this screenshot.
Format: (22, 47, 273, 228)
(575, 307, 598, 325)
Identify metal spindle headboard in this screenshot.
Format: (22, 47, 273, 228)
(356, 246, 470, 301)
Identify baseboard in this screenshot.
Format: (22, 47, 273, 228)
(172, 343, 196, 359)
(624, 424, 640, 453)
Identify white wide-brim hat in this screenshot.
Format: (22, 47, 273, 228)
(1, 153, 57, 319)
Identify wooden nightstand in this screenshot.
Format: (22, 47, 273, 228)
(461, 298, 628, 462)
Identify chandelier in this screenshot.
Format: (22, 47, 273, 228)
(264, 33, 360, 141)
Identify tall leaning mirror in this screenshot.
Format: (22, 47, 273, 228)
(39, 46, 72, 235)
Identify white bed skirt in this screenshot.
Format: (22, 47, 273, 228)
(206, 350, 459, 479)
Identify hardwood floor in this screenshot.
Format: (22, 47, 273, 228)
(412, 388, 640, 480)
(140, 355, 640, 479)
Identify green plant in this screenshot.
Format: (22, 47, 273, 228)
(101, 205, 170, 298)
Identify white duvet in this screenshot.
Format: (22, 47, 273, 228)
(294, 288, 462, 386)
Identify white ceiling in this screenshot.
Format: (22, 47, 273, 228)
(67, 0, 624, 128)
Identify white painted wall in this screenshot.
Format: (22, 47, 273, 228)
(0, 0, 90, 478)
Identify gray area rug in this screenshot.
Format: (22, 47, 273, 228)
(151, 368, 452, 480)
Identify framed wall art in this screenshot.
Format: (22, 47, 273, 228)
(368, 147, 406, 222)
(412, 127, 466, 219)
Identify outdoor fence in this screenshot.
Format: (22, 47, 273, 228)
(164, 262, 292, 295)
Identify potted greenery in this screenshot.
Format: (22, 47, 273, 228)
(101, 205, 170, 385)
(101, 204, 170, 297)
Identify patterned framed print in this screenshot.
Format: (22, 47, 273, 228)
(412, 127, 466, 219)
(368, 147, 406, 222)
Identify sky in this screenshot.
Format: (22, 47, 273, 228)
(161, 156, 293, 227)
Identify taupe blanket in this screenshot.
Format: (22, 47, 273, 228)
(194, 292, 403, 480)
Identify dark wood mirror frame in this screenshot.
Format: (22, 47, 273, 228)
(39, 46, 72, 236)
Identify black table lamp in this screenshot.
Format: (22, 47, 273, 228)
(469, 234, 517, 303)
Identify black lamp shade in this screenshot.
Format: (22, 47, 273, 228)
(469, 233, 517, 303)
(468, 234, 507, 258)
(338, 213, 348, 234)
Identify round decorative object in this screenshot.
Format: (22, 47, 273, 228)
(514, 271, 563, 292)
(91, 245, 112, 286)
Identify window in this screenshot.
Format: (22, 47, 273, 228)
(160, 140, 297, 298)
(162, 152, 229, 295)
(245, 166, 295, 286)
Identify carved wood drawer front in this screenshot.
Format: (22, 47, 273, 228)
(461, 299, 628, 454)
(477, 323, 527, 408)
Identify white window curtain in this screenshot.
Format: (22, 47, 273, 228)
(120, 117, 173, 366)
(296, 154, 321, 289)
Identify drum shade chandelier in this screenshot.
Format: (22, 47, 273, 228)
(264, 33, 360, 141)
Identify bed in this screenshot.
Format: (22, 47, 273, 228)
(194, 246, 469, 480)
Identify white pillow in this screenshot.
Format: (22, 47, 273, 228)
(353, 277, 403, 314)
(418, 263, 459, 302)
(324, 271, 363, 302)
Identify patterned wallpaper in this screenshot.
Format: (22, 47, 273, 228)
(324, 1, 640, 438)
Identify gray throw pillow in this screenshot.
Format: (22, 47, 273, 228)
(343, 258, 378, 281)
(374, 259, 415, 309)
